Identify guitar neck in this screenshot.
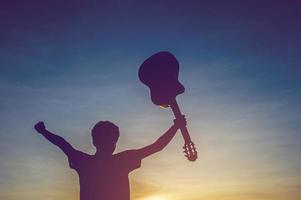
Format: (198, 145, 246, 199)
(169, 98, 192, 144)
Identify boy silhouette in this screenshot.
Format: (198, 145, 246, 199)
(34, 116, 186, 200)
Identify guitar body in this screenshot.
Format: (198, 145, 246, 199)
(139, 51, 185, 106)
(139, 51, 197, 161)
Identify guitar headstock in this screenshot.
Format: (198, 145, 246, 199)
(183, 141, 197, 161)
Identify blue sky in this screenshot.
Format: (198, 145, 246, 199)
(0, 1, 301, 200)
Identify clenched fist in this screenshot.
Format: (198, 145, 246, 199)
(34, 121, 46, 134)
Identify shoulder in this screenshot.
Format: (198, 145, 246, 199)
(70, 149, 90, 159)
(117, 150, 142, 171)
(76, 150, 90, 157)
(68, 150, 91, 170)
(115, 149, 139, 158)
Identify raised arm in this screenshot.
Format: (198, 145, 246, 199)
(34, 121, 76, 157)
(136, 115, 186, 159)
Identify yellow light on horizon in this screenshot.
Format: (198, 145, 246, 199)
(144, 195, 169, 200)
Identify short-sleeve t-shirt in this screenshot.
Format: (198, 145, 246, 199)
(68, 150, 141, 200)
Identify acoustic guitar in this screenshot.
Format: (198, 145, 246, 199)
(139, 51, 197, 161)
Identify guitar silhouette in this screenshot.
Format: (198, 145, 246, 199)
(139, 51, 197, 161)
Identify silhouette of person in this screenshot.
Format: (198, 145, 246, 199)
(34, 116, 186, 200)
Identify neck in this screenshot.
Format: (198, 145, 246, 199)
(95, 149, 112, 157)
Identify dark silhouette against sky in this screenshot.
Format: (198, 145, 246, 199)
(34, 51, 191, 200)
(139, 51, 197, 161)
(1, 1, 301, 200)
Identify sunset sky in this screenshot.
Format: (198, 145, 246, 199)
(0, 1, 301, 200)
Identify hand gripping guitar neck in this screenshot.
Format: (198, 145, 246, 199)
(138, 51, 197, 161)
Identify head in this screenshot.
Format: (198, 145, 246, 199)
(91, 121, 119, 154)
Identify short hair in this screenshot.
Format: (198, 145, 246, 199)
(91, 121, 120, 143)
